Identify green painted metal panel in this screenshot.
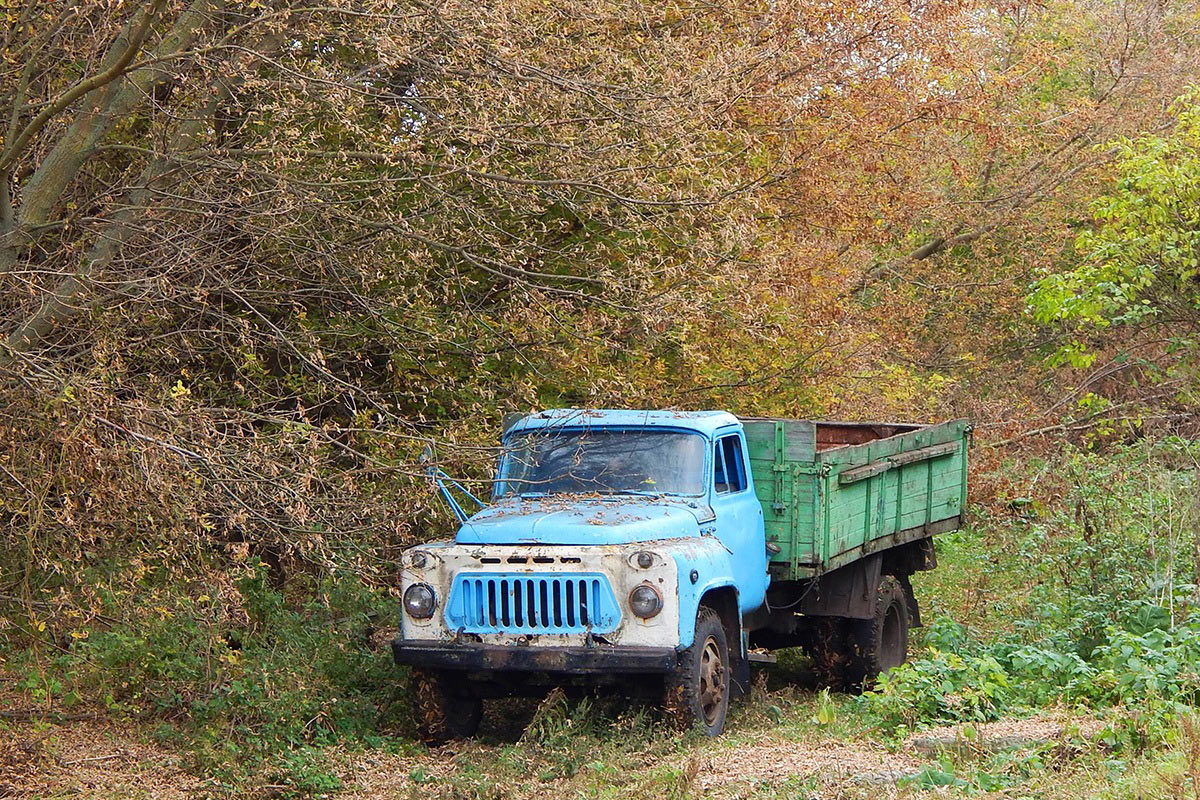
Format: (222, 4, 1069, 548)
(744, 417, 970, 580)
(744, 419, 818, 575)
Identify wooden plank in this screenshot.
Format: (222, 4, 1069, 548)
(744, 416, 968, 575)
(743, 422, 779, 460)
(827, 516, 960, 572)
(931, 485, 965, 504)
(899, 469, 961, 494)
(838, 461, 890, 484)
(792, 474, 816, 565)
(815, 419, 968, 467)
(889, 441, 959, 466)
(834, 440, 961, 485)
(784, 421, 817, 461)
(828, 510, 868, 540)
(742, 418, 816, 462)
(746, 419, 820, 573)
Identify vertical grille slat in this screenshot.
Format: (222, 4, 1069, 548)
(487, 581, 498, 627)
(472, 579, 478, 627)
(554, 580, 564, 627)
(500, 579, 510, 627)
(578, 578, 588, 626)
(447, 571, 619, 634)
(513, 579, 523, 627)
(538, 580, 550, 628)
(473, 579, 483, 628)
(461, 579, 471, 627)
(565, 580, 575, 627)
(530, 582, 540, 633)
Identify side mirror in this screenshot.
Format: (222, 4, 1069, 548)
(419, 443, 436, 478)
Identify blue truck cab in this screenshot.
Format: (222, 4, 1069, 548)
(394, 409, 967, 741)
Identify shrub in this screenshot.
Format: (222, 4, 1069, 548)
(23, 568, 405, 793)
(863, 612, 1200, 743)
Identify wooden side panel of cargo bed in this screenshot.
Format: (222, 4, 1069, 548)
(743, 419, 819, 576)
(818, 420, 968, 566)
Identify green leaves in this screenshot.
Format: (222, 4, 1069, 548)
(1030, 89, 1200, 342)
(862, 615, 1200, 738)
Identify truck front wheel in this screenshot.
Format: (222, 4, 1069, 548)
(411, 668, 483, 745)
(664, 606, 730, 736)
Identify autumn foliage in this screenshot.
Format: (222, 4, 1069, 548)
(1, 0, 1200, 682)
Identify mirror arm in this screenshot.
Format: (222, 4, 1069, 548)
(420, 443, 486, 523)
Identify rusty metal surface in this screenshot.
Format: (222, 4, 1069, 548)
(813, 421, 924, 448)
(799, 553, 883, 620)
(392, 639, 678, 674)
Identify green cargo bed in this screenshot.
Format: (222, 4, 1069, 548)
(741, 418, 970, 580)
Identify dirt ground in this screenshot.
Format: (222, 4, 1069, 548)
(688, 734, 922, 793)
(0, 709, 1106, 799)
(1, 717, 204, 800)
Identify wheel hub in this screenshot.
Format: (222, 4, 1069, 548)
(699, 635, 726, 725)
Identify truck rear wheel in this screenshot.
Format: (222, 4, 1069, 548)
(664, 606, 730, 736)
(843, 575, 910, 691)
(411, 668, 483, 744)
(808, 576, 910, 693)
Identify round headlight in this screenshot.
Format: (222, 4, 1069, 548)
(403, 583, 436, 619)
(635, 551, 654, 569)
(629, 584, 663, 619)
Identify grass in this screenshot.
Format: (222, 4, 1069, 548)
(6, 442, 1200, 797)
(5, 655, 1200, 798)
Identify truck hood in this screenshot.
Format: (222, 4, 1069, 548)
(455, 496, 707, 546)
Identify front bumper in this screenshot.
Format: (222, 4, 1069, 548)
(392, 639, 679, 674)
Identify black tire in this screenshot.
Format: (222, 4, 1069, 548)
(663, 606, 730, 736)
(807, 616, 851, 692)
(411, 668, 483, 745)
(806, 576, 910, 693)
(843, 575, 910, 691)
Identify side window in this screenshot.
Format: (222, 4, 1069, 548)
(714, 435, 746, 494)
(713, 441, 728, 492)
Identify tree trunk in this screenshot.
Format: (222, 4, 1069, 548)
(0, 0, 218, 276)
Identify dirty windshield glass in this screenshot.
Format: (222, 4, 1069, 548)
(497, 429, 705, 498)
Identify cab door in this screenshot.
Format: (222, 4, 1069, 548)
(708, 427, 769, 612)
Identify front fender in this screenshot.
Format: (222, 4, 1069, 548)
(656, 537, 743, 649)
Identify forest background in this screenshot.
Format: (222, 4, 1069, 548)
(4, 0, 1200, 796)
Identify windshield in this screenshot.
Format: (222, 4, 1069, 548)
(496, 429, 706, 498)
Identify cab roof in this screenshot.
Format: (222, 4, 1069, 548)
(504, 408, 740, 439)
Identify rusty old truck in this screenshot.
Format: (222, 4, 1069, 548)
(393, 409, 970, 741)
